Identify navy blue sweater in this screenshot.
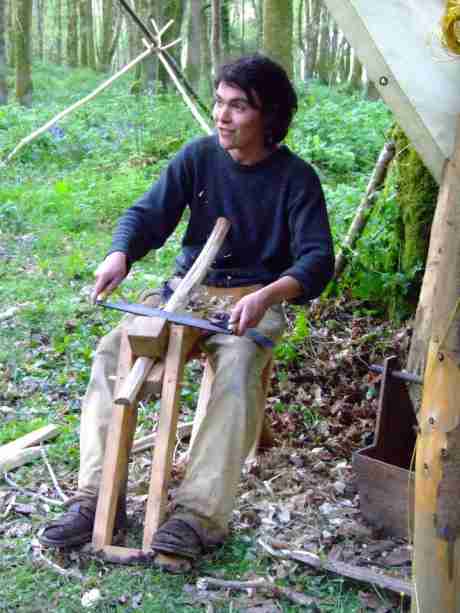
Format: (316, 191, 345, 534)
(110, 135, 334, 304)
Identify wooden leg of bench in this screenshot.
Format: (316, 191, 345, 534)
(143, 325, 201, 550)
(93, 329, 138, 551)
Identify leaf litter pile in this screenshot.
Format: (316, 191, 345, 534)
(0, 293, 416, 611)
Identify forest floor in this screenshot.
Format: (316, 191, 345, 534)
(0, 285, 414, 612)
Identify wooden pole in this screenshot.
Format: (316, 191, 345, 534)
(334, 140, 396, 279)
(411, 117, 460, 611)
(0, 46, 157, 167)
(115, 217, 230, 405)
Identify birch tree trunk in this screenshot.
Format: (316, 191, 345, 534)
(0, 0, 7, 104)
(304, 0, 321, 79)
(263, 0, 293, 78)
(201, 3, 212, 95)
(79, 0, 89, 67)
(99, 0, 122, 72)
(221, 0, 230, 59)
(35, 0, 44, 60)
(185, 0, 202, 92)
(15, 0, 33, 106)
(210, 0, 222, 79)
(157, 0, 183, 91)
(328, 16, 339, 85)
(316, 1, 330, 84)
(67, 0, 78, 67)
(250, 0, 262, 51)
(54, 0, 62, 64)
(87, 0, 96, 70)
(349, 49, 363, 90)
(339, 37, 351, 84)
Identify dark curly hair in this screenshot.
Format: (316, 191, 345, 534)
(214, 53, 298, 146)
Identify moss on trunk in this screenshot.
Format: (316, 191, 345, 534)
(391, 124, 438, 311)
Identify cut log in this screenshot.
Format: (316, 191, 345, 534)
(131, 422, 193, 454)
(0, 424, 59, 463)
(0, 447, 41, 472)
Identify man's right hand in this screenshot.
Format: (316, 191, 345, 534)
(91, 251, 128, 304)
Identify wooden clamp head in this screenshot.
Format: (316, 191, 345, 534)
(127, 316, 169, 359)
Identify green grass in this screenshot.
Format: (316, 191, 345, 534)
(0, 61, 399, 611)
(0, 533, 366, 612)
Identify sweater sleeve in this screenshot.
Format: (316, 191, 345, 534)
(280, 170, 334, 304)
(108, 145, 193, 266)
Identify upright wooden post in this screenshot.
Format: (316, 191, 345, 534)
(411, 117, 460, 611)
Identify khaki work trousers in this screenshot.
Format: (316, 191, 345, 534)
(78, 285, 286, 546)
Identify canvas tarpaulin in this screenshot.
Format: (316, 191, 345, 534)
(324, 0, 460, 183)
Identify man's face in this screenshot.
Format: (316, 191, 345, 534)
(213, 81, 267, 164)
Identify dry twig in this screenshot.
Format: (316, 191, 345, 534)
(35, 546, 85, 581)
(197, 576, 320, 607)
(3, 472, 65, 507)
(0, 494, 16, 519)
(39, 443, 69, 503)
(258, 539, 412, 597)
(334, 140, 396, 278)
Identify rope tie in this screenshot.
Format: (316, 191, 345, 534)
(441, 0, 460, 55)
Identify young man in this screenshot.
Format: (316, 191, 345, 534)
(40, 54, 334, 563)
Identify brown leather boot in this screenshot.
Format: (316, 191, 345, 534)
(38, 495, 127, 548)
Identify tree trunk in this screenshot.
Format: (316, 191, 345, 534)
(185, 0, 202, 92)
(80, 0, 89, 67)
(250, 0, 262, 51)
(262, 0, 293, 79)
(349, 49, 363, 90)
(328, 16, 339, 85)
(339, 37, 351, 85)
(15, 0, 33, 106)
(6, 0, 13, 67)
(87, 0, 96, 70)
(221, 0, 230, 59)
(130, 0, 158, 93)
(201, 3, 212, 95)
(0, 0, 7, 104)
(210, 0, 221, 79)
(99, 0, 122, 72)
(99, 0, 114, 71)
(54, 0, 62, 64)
(304, 0, 321, 80)
(240, 0, 245, 55)
(411, 116, 460, 613)
(316, 1, 329, 84)
(157, 0, 184, 91)
(35, 0, 44, 60)
(67, 0, 78, 67)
